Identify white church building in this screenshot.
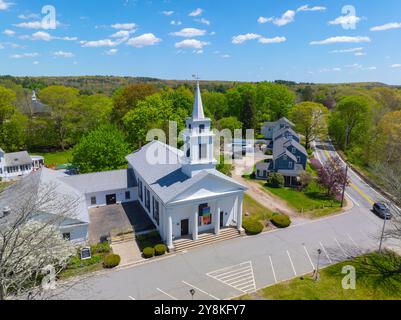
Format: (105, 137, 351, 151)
(1, 83, 247, 249)
(127, 82, 247, 249)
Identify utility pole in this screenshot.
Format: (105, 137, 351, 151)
(379, 212, 388, 254)
(341, 165, 349, 208)
(313, 249, 322, 281)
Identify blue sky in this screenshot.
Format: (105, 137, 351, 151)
(1, 0, 401, 84)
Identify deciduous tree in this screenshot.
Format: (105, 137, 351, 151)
(318, 156, 349, 197)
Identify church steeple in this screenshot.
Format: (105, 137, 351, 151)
(181, 80, 217, 178)
(192, 81, 205, 120)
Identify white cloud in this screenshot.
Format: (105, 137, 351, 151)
(127, 33, 162, 48)
(189, 8, 203, 17)
(0, 0, 12, 11)
(33, 61, 39, 65)
(370, 22, 401, 31)
(53, 51, 74, 58)
(267, 10, 296, 26)
(111, 23, 137, 30)
(257, 17, 268, 24)
(329, 15, 361, 26)
(354, 52, 366, 56)
(3, 29, 15, 36)
(221, 54, 230, 59)
(105, 48, 118, 55)
(332, 47, 363, 53)
(391, 64, 401, 68)
(258, 36, 286, 44)
(81, 39, 119, 47)
(232, 33, 261, 44)
(170, 28, 206, 37)
(18, 13, 40, 20)
(171, 20, 182, 26)
(110, 30, 133, 38)
(346, 63, 376, 71)
(30, 31, 52, 41)
(10, 52, 39, 59)
(310, 36, 371, 45)
(162, 11, 174, 16)
(21, 31, 77, 42)
(175, 39, 209, 49)
(196, 18, 211, 26)
(319, 67, 342, 73)
(14, 21, 44, 29)
(297, 5, 326, 12)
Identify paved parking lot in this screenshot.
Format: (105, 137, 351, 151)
(88, 201, 155, 244)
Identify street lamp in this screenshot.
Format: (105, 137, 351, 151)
(189, 289, 196, 300)
(313, 249, 322, 281)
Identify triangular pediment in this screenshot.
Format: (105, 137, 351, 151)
(169, 172, 245, 204)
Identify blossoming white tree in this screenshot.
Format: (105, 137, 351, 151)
(0, 173, 78, 300)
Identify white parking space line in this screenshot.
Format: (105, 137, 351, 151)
(128, 296, 136, 300)
(182, 281, 220, 300)
(303, 245, 315, 270)
(269, 256, 278, 284)
(319, 241, 332, 264)
(287, 251, 297, 276)
(207, 261, 256, 294)
(345, 191, 360, 207)
(347, 234, 362, 253)
(334, 238, 349, 258)
(156, 288, 178, 300)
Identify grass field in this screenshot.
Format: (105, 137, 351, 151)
(264, 181, 342, 218)
(0, 181, 13, 192)
(37, 150, 73, 167)
(243, 193, 273, 231)
(238, 251, 401, 300)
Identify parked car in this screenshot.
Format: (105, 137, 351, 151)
(372, 203, 392, 220)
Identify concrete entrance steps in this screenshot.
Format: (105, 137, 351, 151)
(173, 227, 242, 252)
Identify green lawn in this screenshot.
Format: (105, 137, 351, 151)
(264, 181, 342, 218)
(238, 251, 401, 300)
(37, 150, 73, 167)
(243, 193, 273, 230)
(0, 181, 13, 192)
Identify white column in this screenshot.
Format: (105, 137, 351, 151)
(215, 206, 221, 235)
(237, 194, 244, 231)
(166, 212, 174, 250)
(192, 208, 198, 240)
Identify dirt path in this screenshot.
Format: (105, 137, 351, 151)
(231, 154, 309, 225)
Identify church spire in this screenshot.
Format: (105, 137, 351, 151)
(192, 81, 205, 120)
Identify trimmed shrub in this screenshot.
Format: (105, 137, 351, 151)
(271, 214, 291, 228)
(154, 244, 167, 256)
(143, 247, 155, 259)
(267, 173, 285, 188)
(242, 219, 264, 235)
(103, 254, 121, 269)
(91, 242, 111, 255)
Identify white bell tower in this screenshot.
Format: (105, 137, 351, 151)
(182, 80, 217, 177)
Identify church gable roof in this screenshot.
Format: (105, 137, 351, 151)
(126, 141, 246, 204)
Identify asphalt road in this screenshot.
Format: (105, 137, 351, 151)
(54, 140, 392, 301)
(313, 140, 388, 210)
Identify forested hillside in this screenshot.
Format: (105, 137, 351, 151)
(0, 75, 400, 195)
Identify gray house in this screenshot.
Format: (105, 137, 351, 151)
(273, 127, 300, 144)
(261, 117, 295, 140)
(256, 132, 308, 187)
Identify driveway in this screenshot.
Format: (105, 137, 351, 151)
(88, 201, 155, 244)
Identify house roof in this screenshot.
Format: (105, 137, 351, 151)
(0, 168, 89, 226)
(281, 138, 308, 156)
(277, 117, 295, 127)
(126, 140, 246, 204)
(273, 139, 298, 162)
(60, 169, 137, 194)
(273, 127, 300, 141)
(4, 151, 32, 167)
(278, 164, 304, 177)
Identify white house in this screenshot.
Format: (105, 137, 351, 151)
(127, 82, 247, 249)
(0, 148, 44, 181)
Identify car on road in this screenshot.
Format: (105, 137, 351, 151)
(372, 203, 392, 220)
